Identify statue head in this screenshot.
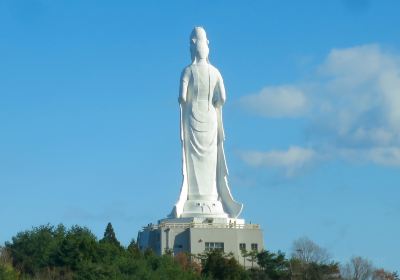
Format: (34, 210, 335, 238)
(190, 26, 210, 63)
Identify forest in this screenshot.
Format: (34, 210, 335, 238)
(0, 223, 397, 280)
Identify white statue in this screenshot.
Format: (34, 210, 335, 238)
(171, 27, 243, 219)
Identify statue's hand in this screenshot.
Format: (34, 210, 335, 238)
(212, 99, 219, 108)
(213, 96, 223, 108)
(178, 95, 186, 104)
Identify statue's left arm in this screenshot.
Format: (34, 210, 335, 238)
(213, 71, 226, 107)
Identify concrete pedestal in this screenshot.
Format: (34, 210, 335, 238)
(137, 218, 264, 266)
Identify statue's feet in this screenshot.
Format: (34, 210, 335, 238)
(180, 200, 228, 218)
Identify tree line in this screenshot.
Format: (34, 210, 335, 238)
(0, 223, 397, 280)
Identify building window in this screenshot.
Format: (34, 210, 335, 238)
(205, 242, 224, 252)
(239, 243, 246, 251)
(251, 243, 258, 251)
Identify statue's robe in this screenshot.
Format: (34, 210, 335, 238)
(171, 63, 243, 219)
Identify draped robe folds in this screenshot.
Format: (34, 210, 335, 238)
(171, 63, 243, 219)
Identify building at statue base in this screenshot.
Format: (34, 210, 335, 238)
(137, 217, 264, 266)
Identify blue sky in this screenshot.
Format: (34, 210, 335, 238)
(1, 0, 399, 272)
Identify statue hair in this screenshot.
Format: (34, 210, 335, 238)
(190, 26, 210, 64)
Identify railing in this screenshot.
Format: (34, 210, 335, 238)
(143, 222, 260, 230)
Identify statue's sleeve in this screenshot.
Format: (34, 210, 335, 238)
(179, 67, 191, 102)
(213, 70, 226, 107)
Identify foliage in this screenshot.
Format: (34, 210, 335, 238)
(4, 223, 200, 280)
(340, 257, 399, 280)
(174, 252, 202, 274)
(5, 224, 66, 275)
(0, 264, 19, 280)
(289, 255, 341, 280)
(303, 262, 341, 280)
(0, 246, 19, 280)
(201, 250, 248, 280)
(127, 239, 141, 258)
(246, 250, 258, 268)
(2, 227, 397, 280)
(256, 250, 290, 279)
(373, 269, 400, 280)
(100, 222, 121, 248)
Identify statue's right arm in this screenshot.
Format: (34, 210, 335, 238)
(179, 67, 190, 104)
(179, 80, 188, 104)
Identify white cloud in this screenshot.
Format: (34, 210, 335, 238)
(240, 146, 316, 176)
(366, 147, 400, 166)
(314, 45, 400, 147)
(339, 147, 400, 166)
(240, 86, 308, 117)
(239, 44, 400, 171)
(379, 71, 400, 129)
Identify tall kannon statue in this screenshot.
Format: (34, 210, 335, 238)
(138, 28, 263, 258)
(170, 27, 243, 219)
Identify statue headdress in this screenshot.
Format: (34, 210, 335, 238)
(190, 26, 210, 63)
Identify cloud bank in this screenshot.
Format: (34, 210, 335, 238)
(239, 44, 400, 174)
(240, 86, 308, 118)
(240, 146, 316, 177)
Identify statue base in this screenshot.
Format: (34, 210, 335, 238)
(137, 217, 263, 267)
(159, 216, 245, 225)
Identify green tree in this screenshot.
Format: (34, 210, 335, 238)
(240, 248, 249, 267)
(247, 250, 258, 269)
(201, 250, 248, 280)
(5, 224, 66, 276)
(290, 258, 340, 280)
(3, 223, 204, 280)
(127, 239, 141, 259)
(0, 246, 19, 280)
(256, 250, 290, 279)
(306, 262, 341, 280)
(100, 222, 121, 248)
(56, 225, 99, 271)
(0, 265, 19, 280)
